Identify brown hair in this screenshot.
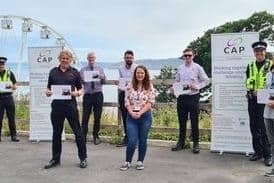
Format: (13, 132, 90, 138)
(132, 65, 151, 90)
(183, 48, 193, 53)
(124, 50, 134, 57)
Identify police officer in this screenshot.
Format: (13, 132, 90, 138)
(44, 50, 87, 169)
(0, 57, 19, 142)
(246, 41, 272, 166)
(80, 52, 106, 145)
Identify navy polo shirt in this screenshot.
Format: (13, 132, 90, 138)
(47, 66, 82, 101)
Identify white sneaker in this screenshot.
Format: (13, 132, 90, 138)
(136, 161, 144, 170)
(265, 169, 274, 177)
(120, 162, 131, 171)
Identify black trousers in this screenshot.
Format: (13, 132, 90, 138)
(177, 94, 200, 144)
(248, 97, 271, 158)
(51, 100, 87, 162)
(0, 94, 17, 136)
(118, 91, 128, 142)
(81, 92, 103, 140)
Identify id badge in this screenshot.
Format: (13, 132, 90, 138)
(133, 100, 141, 112)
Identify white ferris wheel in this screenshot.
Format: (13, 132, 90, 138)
(0, 15, 79, 81)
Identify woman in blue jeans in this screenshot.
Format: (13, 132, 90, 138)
(120, 65, 155, 171)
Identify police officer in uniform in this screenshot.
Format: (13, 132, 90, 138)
(44, 50, 87, 169)
(246, 41, 272, 166)
(0, 57, 19, 142)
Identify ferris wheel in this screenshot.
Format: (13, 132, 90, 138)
(0, 15, 79, 81)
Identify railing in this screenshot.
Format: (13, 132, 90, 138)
(17, 80, 212, 135)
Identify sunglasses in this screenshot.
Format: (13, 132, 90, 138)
(183, 54, 193, 58)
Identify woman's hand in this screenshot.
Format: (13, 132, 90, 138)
(45, 89, 52, 97)
(129, 111, 140, 119)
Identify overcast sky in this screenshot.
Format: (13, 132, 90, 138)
(0, 0, 273, 62)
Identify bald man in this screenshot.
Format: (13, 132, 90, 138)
(80, 52, 106, 145)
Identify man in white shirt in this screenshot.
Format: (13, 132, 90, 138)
(116, 50, 137, 147)
(171, 48, 209, 153)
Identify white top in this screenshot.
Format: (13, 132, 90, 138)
(175, 62, 209, 95)
(118, 63, 138, 91)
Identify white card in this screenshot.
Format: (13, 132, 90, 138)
(257, 89, 274, 104)
(84, 71, 100, 82)
(118, 77, 131, 90)
(172, 82, 191, 98)
(0, 81, 13, 92)
(51, 85, 72, 100)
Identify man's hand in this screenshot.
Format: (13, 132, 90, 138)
(114, 80, 119, 85)
(99, 74, 105, 80)
(45, 89, 52, 97)
(11, 84, 17, 90)
(71, 91, 80, 97)
(268, 101, 274, 109)
(190, 84, 198, 91)
(169, 87, 174, 94)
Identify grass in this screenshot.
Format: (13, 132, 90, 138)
(2, 98, 212, 144)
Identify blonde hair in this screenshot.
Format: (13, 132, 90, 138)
(58, 50, 73, 60)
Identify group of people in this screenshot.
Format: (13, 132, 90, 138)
(2, 41, 274, 175)
(44, 50, 158, 170)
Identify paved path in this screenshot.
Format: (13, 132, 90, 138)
(0, 137, 273, 183)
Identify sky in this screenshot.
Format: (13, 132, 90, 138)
(0, 0, 273, 62)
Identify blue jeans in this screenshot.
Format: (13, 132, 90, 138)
(126, 111, 152, 162)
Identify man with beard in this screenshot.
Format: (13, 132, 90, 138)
(116, 50, 138, 147)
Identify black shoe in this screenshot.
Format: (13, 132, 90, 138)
(193, 143, 200, 154)
(264, 157, 272, 166)
(249, 154, 263, 161)
(171, 143, 184, 151)
(93, 137, 101, 145)
(116, 139, 127, 147)
(44, 160, 60, 169)
(80, 159, 87, 168)
(11, 136, 19, 142)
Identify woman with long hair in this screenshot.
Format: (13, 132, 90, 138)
(120, 65, 155, 171)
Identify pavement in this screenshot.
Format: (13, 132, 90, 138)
(0, 137, 273, 183)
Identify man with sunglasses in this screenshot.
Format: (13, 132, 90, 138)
(0, 57, 19, 142)
(246, 41, 272, 166)
(171, 48, 209, 153)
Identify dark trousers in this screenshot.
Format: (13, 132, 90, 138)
(177, 94, 200, 144)
(265, 119, 274, 165)
(51, 100, 87, 162)
(118, 91, 128, 143)
(0, 94, 17, 136)
(126, 111, 152, 162)
(81, 92, 103, 140)
(248, 97, 271, 158)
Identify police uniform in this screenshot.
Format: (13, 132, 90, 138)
(45, 65, 87, 168)
(0, 57, 19, 142)
(246, 41, 272, 165)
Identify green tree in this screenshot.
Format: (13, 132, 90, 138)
(188, 11, 274, 76)
(154, 66, 176, 103)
